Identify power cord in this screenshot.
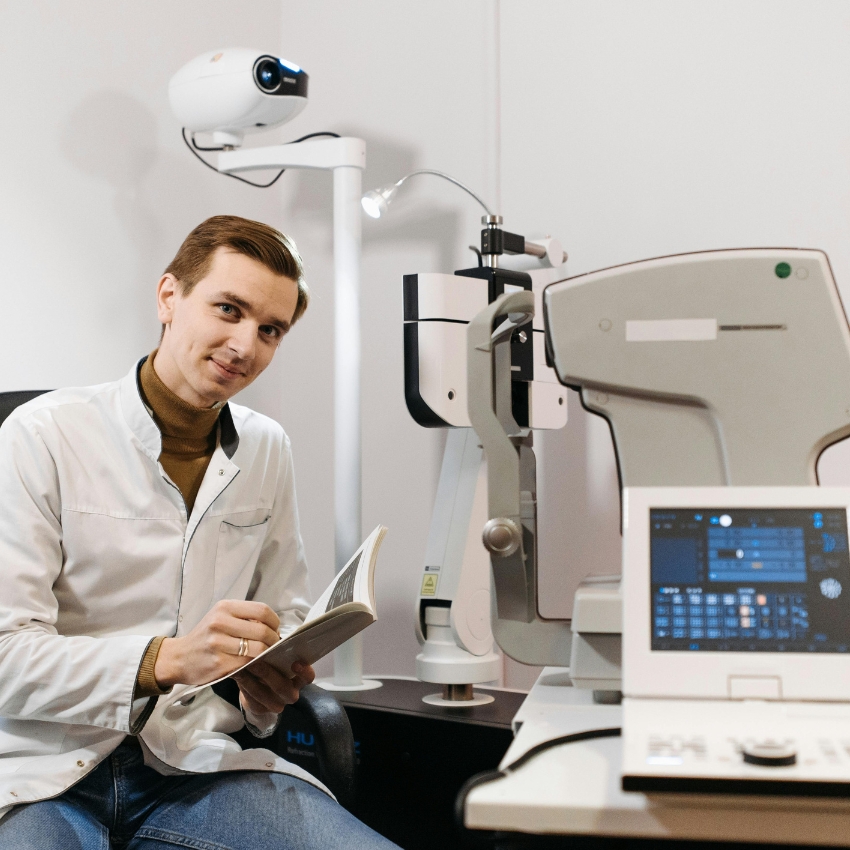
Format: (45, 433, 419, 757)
(181, 129, 341, 188)
(455, 726, 622, 832)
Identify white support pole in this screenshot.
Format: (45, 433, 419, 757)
(331, 164, 364, 687)
(218, 139, 374, 689)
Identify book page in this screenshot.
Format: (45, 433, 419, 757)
(325, 551, 362, 612)
(305, 524, 385, 622)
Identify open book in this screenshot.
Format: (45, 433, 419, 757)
(180, 525, 388, 699)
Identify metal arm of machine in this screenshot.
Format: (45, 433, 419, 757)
(413, 428, 502, 705)
(467, 291, 572, 666)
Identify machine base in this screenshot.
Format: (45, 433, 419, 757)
(422, 691, 495, 707)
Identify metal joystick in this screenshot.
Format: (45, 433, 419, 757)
(482, 518, 522, 557)
(741, 741, 797, 767)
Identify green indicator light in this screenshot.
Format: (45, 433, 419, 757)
(775, 262, 792, 279)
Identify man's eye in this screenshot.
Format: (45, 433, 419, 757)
(219, 304, 235, 315)
(260, 325, 280, 339)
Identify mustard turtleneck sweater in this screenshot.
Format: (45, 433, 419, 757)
(134, 351, 222, 698)
(139, 352, 221, 515)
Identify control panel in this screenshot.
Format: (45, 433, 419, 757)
(622, 697, 850, 794)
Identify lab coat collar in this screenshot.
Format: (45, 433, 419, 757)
(218, 403, 239, 459)
(120, 358, 162, 461)
(119, 357, 240, 462)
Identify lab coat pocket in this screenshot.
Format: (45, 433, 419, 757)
(214, 513, 271, 601)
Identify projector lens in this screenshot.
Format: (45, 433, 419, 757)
(255, 58, 282, 92)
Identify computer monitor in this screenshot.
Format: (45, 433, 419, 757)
(622, 487, 850, 702)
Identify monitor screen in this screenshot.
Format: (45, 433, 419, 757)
(649, 507, 850, 653)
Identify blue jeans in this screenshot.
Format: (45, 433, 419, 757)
(0, 737, 398, 849)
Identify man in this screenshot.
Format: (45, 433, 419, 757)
(0, 216, 397, 848)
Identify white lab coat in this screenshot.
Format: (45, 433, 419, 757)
(0, 360, 325, 821)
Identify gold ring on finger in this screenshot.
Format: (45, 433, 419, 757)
(238, 637, 248, 657)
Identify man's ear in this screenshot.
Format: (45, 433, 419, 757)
(156, 274, 180, 326)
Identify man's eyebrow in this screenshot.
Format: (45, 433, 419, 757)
(217, 290, 249, 308)
(216, 291, 291, 333)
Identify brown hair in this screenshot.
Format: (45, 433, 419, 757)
(164, 215, 309, 325)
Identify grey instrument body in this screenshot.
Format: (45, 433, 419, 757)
(467, 249, 850, 672)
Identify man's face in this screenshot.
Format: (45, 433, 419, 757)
(155, 247, 299, 407)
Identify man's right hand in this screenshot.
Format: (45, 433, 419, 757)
(154, 600, 281, 687)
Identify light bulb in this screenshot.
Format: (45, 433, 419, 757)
(361, 191, 387, 219)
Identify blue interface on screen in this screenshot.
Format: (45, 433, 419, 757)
(649, 508, 850, 653)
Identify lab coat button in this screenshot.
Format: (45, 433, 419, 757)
(76, 760, 84, 767)
(218, 469, 224, 476)
(265, 762, 274, 768)
(9, 791, 17, 797)
(178, 615, 184, 623)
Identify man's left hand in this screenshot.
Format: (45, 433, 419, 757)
(233, 660, 315, 716)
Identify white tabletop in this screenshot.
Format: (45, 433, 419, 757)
(464, 668, 850, 846)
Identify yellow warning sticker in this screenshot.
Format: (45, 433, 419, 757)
(421, 574, 438, 596)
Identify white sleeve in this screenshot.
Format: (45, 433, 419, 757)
(240, 701, 281, 739)
(0, 415, 151, 733)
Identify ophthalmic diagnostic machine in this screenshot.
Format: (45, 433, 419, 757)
(403, 214, 570, 705)
(467, 248, 850, 700)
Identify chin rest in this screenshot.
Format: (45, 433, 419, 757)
(212, 679, 356, 810)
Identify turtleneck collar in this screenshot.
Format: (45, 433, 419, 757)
(138, 350, 221, 442)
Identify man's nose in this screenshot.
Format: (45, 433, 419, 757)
(227, 323, 256, 360)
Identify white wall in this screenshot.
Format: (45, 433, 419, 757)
(0, 2, 297, 388)
(4, 1, 850, 691)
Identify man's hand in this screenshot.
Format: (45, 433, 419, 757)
(234, 660, 315, 716)
(154, 600, 281, 687)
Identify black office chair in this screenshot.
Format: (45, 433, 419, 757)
(0, 390, 51, 425)
(214, 679, 356, 808)
(0, 390, 357, 808)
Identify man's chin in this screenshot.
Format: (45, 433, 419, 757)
(190, 373, 243, 407)
(206, 379, 243, 403)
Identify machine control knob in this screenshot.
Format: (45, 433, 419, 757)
(741, 741, 797, 767)
(482, 518, 522, 557)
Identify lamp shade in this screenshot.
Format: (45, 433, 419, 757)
(360, 183, 398, 218)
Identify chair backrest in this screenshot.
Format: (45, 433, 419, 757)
(0, 391, 51, 429)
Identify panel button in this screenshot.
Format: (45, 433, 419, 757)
(728, 675, 781, 699)
(742, 741, 797, 767)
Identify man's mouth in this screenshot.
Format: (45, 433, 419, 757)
(209, 358, 246, 379)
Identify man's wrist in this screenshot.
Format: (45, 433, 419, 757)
(136, 636, 173, 699)
(153, 637, 180, 687)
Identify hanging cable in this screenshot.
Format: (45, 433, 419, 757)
(181, 129, 341, 189)
(454, 726, 622, 830)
